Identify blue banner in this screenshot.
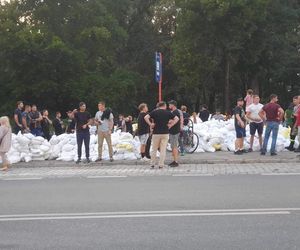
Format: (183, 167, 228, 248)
(155, 52, 162, 83)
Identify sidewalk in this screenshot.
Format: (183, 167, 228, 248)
(12, 151, 300, 169)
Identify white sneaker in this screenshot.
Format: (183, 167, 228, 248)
(142, 157, 150, 162)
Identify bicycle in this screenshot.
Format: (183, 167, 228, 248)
(167, 119, 199, 154)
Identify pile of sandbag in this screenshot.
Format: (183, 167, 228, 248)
(7, 133, 52, 164)
(193, 119, 295, 152)
(48, 131, 140, 162)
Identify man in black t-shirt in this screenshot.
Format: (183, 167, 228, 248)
(53, 112, 64, 136)
(168, 100, 183, 167)
(29, 105, 43, 137)
(199, 105, 210, 122)
(233, 98, 246, 155)
(74, 102, 92, 164)
(137, 103, 150, 161)
(144, 101, 179, 169)
(14, 101, 24, 134)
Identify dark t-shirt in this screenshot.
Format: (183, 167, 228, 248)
(233, 106, 246, 127)
(22, 111, 30, 128)
(41, 118, 50, 134)
(53, 118, 64, 135)
(150, 109, 175, 134)
(262, 103, 281, 122)
(137, 112, 150, 136)
(182, 112, 190, 126)
(29, 111, 42, 129)
(169, 109, 181, 135)
(199, 110, 210, 122)
(66, 119, 75, 133)
(14, 108, 23, 127)
(74, 111, 91, 132)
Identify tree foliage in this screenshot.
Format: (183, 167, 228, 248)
(0, 0, 299, 117)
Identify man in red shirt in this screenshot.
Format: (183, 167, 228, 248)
(295, 102, 300, 153)
(259, 94, 284, 156)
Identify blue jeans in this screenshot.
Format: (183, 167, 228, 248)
(31, 128, 44, 137)
(262, 121, 279, 154)
(77, 131, 90, 159)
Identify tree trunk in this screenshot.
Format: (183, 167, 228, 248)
(224, 54, 230, 113)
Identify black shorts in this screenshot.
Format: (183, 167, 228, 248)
(250, 122, 263, 136)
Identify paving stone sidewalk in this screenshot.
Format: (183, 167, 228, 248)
(1, 151, 299, 179)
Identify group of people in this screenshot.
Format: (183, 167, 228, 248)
(0, 91, 300, 171)
(13, 102, 75, 140)
(233, 90, 300, 155)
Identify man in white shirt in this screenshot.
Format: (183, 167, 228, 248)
(95, 101, 114, 162)
(246, 95, 264, 152)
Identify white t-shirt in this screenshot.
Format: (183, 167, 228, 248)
(95, 111, 114, 132)
(246, 103, 264, 123)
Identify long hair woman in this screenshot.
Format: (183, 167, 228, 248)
(0, 116, 12, 171)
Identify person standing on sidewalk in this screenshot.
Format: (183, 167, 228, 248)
(0, 116, 12, 171)
(95, 101, 114, 162)
(22, 105, 31, 133)
(233, 98, 246, 155)
(259, 94, 284, 156)
(53, 112, 64, 136)
(168, 100, 183, 167)
(285, 96, 299, 151)
(74, 102, 92, 164)
(144, 101, 179, 169)
(294, 96, 300, 153)
(246, 95, 264, 152)
(13, 101, 24, 134)
(29, 105, 43, 137)
(41, 110, 52, 141)
(137, 103, 150, 161)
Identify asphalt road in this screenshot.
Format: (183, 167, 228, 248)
(0, 175, 300, 250)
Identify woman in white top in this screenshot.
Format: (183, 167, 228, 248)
(0, 116, 12, 171)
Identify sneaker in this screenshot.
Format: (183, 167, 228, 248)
(241, 149, 248, 153)
(271, 152, 277, 156)
(85, 158, 91, 164)
(261, 151, 266, 155)
(110, 158, 114, 162)
(181, 151, 185, 156)
(150, 165, 155, 169)
(95, 158, 102, 162)
(170, 162, 179, 167)
(248, 148, 253, 152)
(159, 166, 164, 169)
(142, 157, 150, 162)
(234, 150, 243, 155)
(285, 145, 295, 151)
(168, 161, 176, 166)
(76, 159, 81, 164)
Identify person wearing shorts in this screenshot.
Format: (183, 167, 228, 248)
(285, 96, 299, 151)
(246, 95, 264, 152)
(144, 101, 179, 169)
(168, 100, 183, 167)
(137, 103, 150, 161)
(233, 98, 246, 155)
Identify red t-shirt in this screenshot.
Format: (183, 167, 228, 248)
(296, 109, 300, 127)
(262, 103, 281, 122)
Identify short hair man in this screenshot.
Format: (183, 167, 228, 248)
(259, 94, 284, 156)
(95, 101, 114, 162)
(144, 101, 179, 169)
(137, 103, 150, 161)
(233, 98, 246, 155)
(246, 95, 264, 152)
(14, 101, 24, 134)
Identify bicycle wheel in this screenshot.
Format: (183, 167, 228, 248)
(184, 132, 199, 154)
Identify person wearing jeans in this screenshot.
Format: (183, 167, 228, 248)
(261, 121, 279, 155)
(74, 102, 92, 164)
(144, 101, 179, 169)
(95, 101, 114, 162)
(259, 94, 284, 156)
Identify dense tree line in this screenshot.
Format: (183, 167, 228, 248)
(0, 0, 299, 117)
